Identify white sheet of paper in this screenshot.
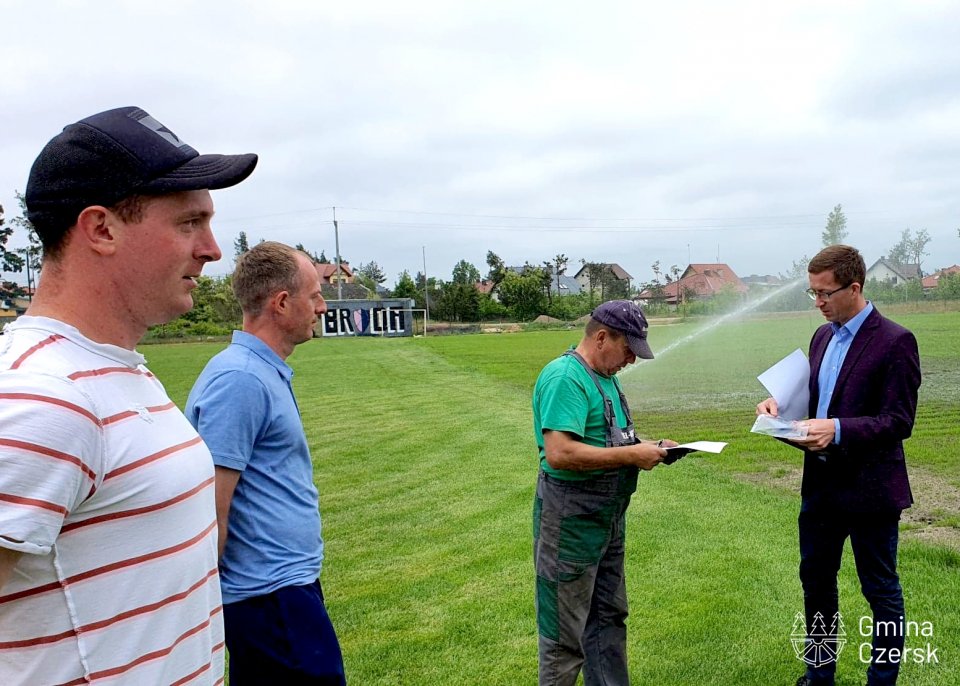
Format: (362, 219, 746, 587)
(675, 441, 727, 453)
(757, 348, 810, 421)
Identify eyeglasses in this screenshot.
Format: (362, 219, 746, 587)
(806, 283, 852, 301)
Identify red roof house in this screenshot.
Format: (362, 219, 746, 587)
(639, 263, 747, 304)
(921, 265, 960, 290)
(314, 262, 354, 284)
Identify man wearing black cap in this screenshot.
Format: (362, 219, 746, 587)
(532, 299, 675, 686)
(0, 107, 256, 685)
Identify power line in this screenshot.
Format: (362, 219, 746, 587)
(335, 220, 821, 232)
(213, 203, 902, 227)
(333, 205, 897, 222)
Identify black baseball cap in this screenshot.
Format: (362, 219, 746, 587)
(591, 300, 654, 359)
(25, 106, 258, 230)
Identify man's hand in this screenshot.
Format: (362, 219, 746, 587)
(543, 431, 672, 471)
(628, 441, 668, 471)
(756, 397, 779, 417)
(791, 419, 836, 451)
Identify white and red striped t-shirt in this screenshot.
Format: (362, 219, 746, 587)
(0, 316, 224, 685)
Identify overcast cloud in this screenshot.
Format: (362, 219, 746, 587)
(3, 0, 959, 288)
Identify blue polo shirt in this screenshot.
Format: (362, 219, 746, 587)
(186, 331, 322, 604)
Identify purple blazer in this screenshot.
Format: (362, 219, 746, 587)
(800, 307, 921, 512)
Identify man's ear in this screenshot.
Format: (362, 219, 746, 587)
(268, 289, 291, 316)
(74, 206, 119, 256)
(595, 328, 607, 348)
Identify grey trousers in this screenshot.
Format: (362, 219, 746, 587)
(534, 469, 636, 686)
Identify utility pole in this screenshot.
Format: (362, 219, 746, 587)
(15, 247, 34, 301)
(422, 245, 430, 324)
(25, 252, 33, 301)
(333, 206, 342, 301)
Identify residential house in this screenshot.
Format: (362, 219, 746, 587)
(549, 274, 583, 296)
(921, 265, 960, 292)
(865, 258, 921, 285)
(638, 263, 747, 305)
(0, 287, 31, 325)
(473, 278, 498, 301)
(573, 263, 633, 293)
(314, 261, 355, 285)
(0, 298, 26, 324)
(474, 278, 496, 295)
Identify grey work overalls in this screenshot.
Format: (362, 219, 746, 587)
(533, 351, 639, 686)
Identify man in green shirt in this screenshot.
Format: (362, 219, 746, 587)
(532, 300, 675, 686)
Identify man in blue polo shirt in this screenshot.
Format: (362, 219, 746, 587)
(187, 241, 345, 685)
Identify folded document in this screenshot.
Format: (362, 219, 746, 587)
(750, 414, 809, 439)
(664, 441, 728, 465)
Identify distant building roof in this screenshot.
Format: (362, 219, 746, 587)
(573, 263, 633, 281)
(314, 262, 354, 283)
(638, 263, 746, 303)
(474, 279, 496, 294)
(921, 265, 960, 289)
(867, 258, 920, 282)
(897, 263, 921, 279)
(549, 275, 583, 295)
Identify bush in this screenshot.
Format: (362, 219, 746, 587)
(866, 277, 924, 304)
(546, 294, 592, 321)
(151, 319, 190, 338)
(479, 296, 509, 321)
(931, 272, 960, 300)
(187, 321, 232, 336)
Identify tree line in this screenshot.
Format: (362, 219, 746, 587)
(3, 202, 959, 335)
(0, 193, 42, 299)
(387, 251, 636, 323)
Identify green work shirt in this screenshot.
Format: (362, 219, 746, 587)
(532, 348, 631, 481)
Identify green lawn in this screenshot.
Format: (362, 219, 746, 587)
(146, 309, 960, 685)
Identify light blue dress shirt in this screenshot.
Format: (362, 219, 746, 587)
(816, 302, 874, 444)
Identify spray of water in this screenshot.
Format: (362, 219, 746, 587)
(621, 276, 807, 375)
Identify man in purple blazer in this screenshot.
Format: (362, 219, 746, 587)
(758, 245, 921, 686)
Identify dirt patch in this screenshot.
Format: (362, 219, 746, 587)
(908, 526, 960, 548)
(731, 464, 960, 551)
(736, 465, 802, 493)
(900, 469, 960, 551)
(481, 324, 523, 334)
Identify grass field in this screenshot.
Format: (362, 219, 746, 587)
(147, 309, 960, 685)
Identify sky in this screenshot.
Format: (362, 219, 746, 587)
(3, 0, 960, 290)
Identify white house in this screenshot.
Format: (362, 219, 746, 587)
(865, 258, 920, 285)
